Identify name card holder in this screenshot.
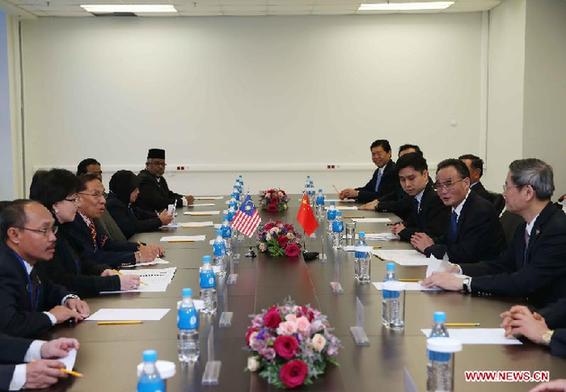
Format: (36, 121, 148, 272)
(202, 326, 221, 385)
(350, 297, 369, 346)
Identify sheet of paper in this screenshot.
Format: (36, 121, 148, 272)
(87, 308, 171, 321)
(373, 282, 440, 292)
(373, 249, 430, 266)
(425, 256, 454, 277)
(364, 232, 399, 241)
(160, 223, 181, 229)
(325, 206, 358, 211)
(420, 328, 522, 345)
(351, 217, 392, 223)
(101, 268, 176, 293)
(60, 348, 77, 371)
(160, 235, 206, 242)
(188, 203, 216, 207)
(194, 196, 223, 200)
(184, 211, 221, 216)
(325, 199, 356, 203)
(121, 257, 170, 268)
(179, 221, 215, 228)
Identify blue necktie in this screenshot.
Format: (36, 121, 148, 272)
(448, 211, 458, 242)
(374, 170, 383, 193)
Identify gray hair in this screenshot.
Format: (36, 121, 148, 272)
(509, 158, 554, 200)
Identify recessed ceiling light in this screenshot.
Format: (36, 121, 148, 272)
(80, 4, 177, 13)
(358, 2, 454, 12)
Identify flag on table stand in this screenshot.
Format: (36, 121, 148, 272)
(297, 193, 318, 236)
(232, 195, 262, 237)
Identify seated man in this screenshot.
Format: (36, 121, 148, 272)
(459, 154, 505, 214)
(0, 200, 89, 337)
(411, 159, 505, 263)
(136, 148, 194, 211)
(423, 159, 566, 308)
(398, 143, 423, 158)
(382, 153, 450, 242)
(62, 174, 162, 268)
(0, 334, 79, 390)
(339, 139, 398, 204)
(76, 158, 102, 179)
(106, 170, 173, 239)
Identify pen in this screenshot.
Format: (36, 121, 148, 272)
(97, 320, 143, 325)
(399, 278, 420, 282)
(60, 369, 84, 378)
(115, 270, 147, 286)
(445, 322, 481, 327)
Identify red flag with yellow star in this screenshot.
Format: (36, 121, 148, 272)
(296, 193, 318, 236)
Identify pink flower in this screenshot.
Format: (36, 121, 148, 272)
(277, 321, 298, 336)
(295, 316, 311, 335)
(285, 243, 301, 257)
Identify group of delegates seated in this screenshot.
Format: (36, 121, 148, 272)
(339, 140, 566, 380)
(0, 148, 193, 390)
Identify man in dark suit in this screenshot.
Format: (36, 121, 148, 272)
(63, 174, 162, 268)
(136, 148, 194, 211)
(459, 154, 505, 214)
(339, 139, 399, 204)
(423, 159, 566, 308)
(0, 334, 78, 390)
(411, 159, 505, 263)
(381, 153, 451, 242)
(0, 200, 89, 338)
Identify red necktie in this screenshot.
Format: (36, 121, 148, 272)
(87, 220, 97, 249)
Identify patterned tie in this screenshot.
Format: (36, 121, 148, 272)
(374, 169, 383, 193)
(448, 211, 458, 242)
(87, 220, 97, 249)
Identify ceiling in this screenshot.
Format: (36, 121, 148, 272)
(1, 0, 501, 18)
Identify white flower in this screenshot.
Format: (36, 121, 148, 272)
(247, 356, 260, 372)
(311, 333, 327, 352)
(259, 243, 267, 252)
(266, 233, 272, 241)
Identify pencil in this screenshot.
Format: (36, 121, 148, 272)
(399, 278, 420, 282)
(115, 270, 147, 286)
(60, 369, 83, 377)
(445, 322, 481, 327)
(97, 320, 143, 325)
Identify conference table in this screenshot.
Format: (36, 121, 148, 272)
(47, 195, 566, 391)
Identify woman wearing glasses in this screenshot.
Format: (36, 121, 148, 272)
(29, 169, 140, 297)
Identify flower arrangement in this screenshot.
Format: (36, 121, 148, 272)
(258, 221, 302, 257)
(245, 299, 340, 389)
(260, 188, 289, 213)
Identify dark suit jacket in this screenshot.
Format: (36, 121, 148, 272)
(471, 182, 505, 215)
(424, 191, 506, 263)
(0, 244, 69, 338)
(355, 160, 399, 204)
(35, 232, 120, 298)
(62, 214, 138, 268)
(376, 192, 412, 220)
(106, 194, 162, 239)
(0, 334, 32, 391)
(398, 182, 451, 243)
(136, 169, 183, 212)
(463, 202, 566, 307)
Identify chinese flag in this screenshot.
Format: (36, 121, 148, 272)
(296, 193, 318, 236)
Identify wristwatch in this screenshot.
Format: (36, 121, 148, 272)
(542, 330, 554, 345)
(462, 276, 472, 294)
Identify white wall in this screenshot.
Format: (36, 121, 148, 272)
(523, 0, 566, 197)
(483, 0, 526, 191)
(21, 14, 484, 195)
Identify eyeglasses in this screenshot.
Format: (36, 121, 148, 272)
(434, 178, 465, 191)
(16, 225, 58, 236)
(502, 183, 523, 192)
(78, 191, 105, 199)
(64, 196, 79, 203)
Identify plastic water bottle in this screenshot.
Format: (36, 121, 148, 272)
(382, 264, 403, 328)
(199, 256, 217, 315)
(220, 219, 232, 255)
(226, 206, 236, 222)
(426, 337, 461, 392)
(331, 211, 344, 249)
(385, 261, 396, 281)
(315, 189, 325, 219)
(177, 288, 200, 363)
(354, 232, 371, 283)
(326, 203, 337, 235)
(231, 187, 241, 202)
(429, 311, 449, 338)
(212, 230, 226, 278)
(137, 350, 165, 392)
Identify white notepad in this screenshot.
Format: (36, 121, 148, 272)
(351, 217, 392, 223)
(420, 328, 522, 345)
(187, 203, 216, 207)
(194, 196, 223, 200)
(179, 221, 215, 228)
(184, 211, 221, 216)
(373, 249, 430, 266)
(325, 206, 358, 211)
(87, 308, 171, 321)
(160, 235, 206, 242)
(372, 282, 441, 292)
(120, 257, 171, 268)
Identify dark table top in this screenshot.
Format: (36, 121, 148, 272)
(45, 195, 566, 391)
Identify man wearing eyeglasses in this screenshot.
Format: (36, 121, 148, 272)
(0, 200, 90, 338)
(423, 159, 566, 308)
(136, 148, 194, 212)
(410, 158, 505, 263)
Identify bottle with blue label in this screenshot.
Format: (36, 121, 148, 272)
(226, 206, 236, 222)
(177, 288, 200, 363)
(326, 203, 337, 235)
(212, 230, 226, 279)
(200, 255, 217, 314)
(381, 263, 404, 329)
(354, 232, 371, 283)
(220, 219, 233, 255)
(137, 350, 165, 392)
(429, 311, 449, 338)
(315, 189, 325, 219)
(331, 210, 344, 249)
(426, 332, 461, 392)
(231, 187, 241, 202)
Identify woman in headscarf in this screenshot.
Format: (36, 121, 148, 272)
(106, 170, 172, 239)
(30, 169, 140, 297)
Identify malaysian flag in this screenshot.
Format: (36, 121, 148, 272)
(232, 194, 261, 237)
